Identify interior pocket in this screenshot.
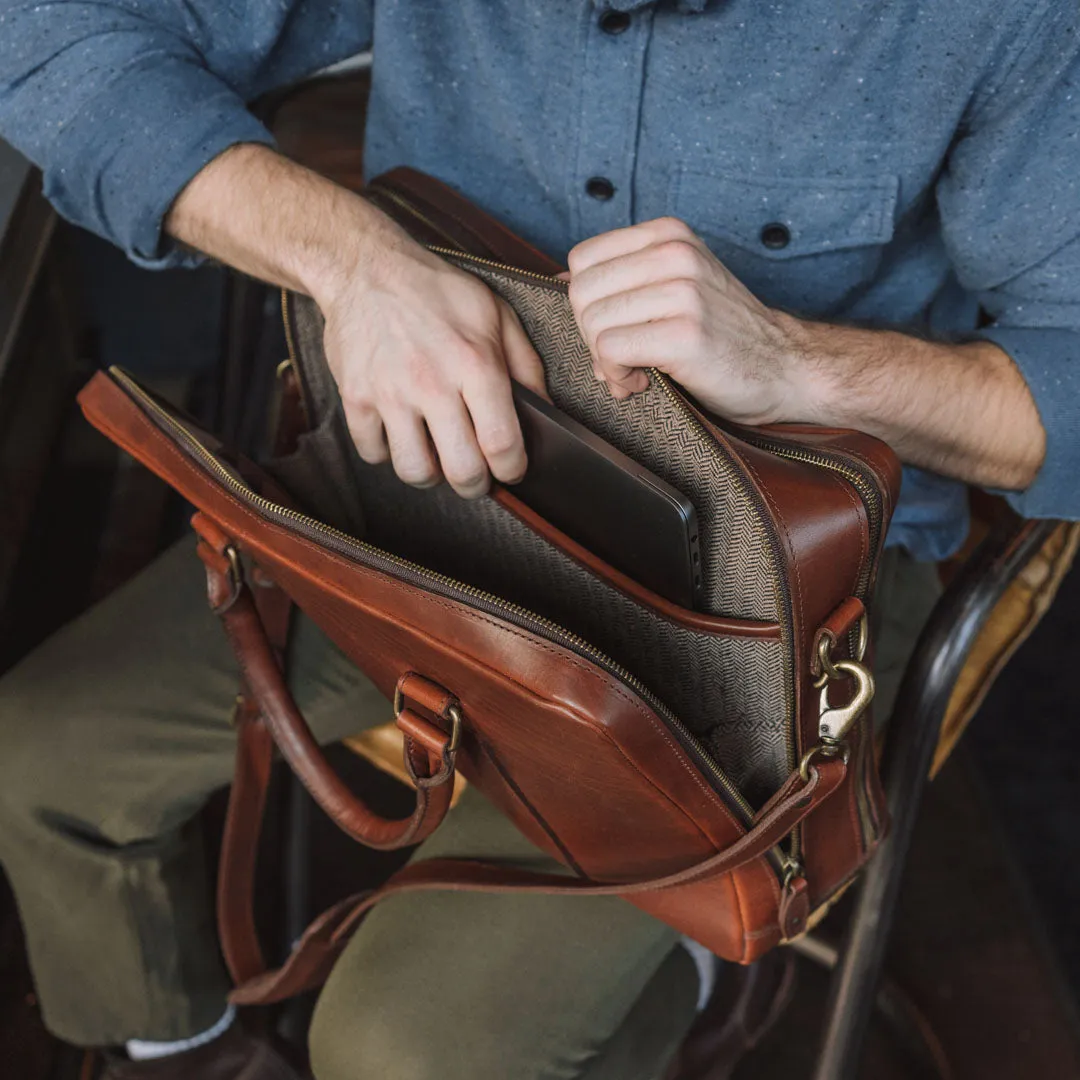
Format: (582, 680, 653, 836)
(351, 459, 788, 805)
(265, 404, 367, 537)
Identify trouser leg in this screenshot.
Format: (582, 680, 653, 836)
(0, 539, 389, 1046)
(307, 546, 942, 1080)
(870, 547, 943, 724)
(308, 784, 701, 1080)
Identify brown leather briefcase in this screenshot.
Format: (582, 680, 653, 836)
(77, 168, 901, 1004)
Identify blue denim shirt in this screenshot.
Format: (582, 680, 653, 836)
(2, 0, 1079, 559)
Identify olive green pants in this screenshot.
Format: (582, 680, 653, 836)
(0, 540, 938, 1079)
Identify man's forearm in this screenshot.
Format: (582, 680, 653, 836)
(566, 218, 1047, 495)
(788, 320, 1046, 491)
(164, 143, 404, 304)
(166, 142, 548, 498)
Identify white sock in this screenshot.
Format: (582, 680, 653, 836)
(680, 936, 722, 1011)
(126, 1004, 236, 1061)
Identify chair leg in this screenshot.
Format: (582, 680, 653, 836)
(277, 774, 313, 1049)
(811, 519, 1057, 1080)
(793, 936, 953, 1080)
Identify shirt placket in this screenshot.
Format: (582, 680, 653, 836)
(571, 4, 655, 240)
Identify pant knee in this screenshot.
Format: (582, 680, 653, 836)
(309, 993, 431, 1080)
(0, 672, 136, 843)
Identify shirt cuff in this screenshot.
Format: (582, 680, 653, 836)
(42, 55, 275, 270)
(974, 325, 1080, 520)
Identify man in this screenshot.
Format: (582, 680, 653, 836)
(0, 1, 1075, 1078)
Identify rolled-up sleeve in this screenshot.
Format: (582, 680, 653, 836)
(936, 0, 1080, 519)
(0, 1, 372, 267)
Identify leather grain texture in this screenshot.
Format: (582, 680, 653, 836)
(76, 167, 903, 991)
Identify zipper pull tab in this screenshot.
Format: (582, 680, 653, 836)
(780, 861, 809, 939)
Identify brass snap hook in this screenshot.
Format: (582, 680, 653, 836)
(817, 659, 875, 744)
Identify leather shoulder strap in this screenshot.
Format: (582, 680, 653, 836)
(230, 756, 844, 1005)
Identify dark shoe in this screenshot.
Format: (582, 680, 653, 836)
(102, 1027, 307, 1079)
(664, 949, 797, 1080)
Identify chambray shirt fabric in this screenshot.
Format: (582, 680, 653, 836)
(2, 0, 1079, 559)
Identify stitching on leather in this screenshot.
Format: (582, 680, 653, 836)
(597, 727, 720, 849)
(98, 406, 742, 828)
(823, 469, 867, 598)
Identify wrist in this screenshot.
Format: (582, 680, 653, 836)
(770, 311, 841, 426)
(300, 192, 413, 309)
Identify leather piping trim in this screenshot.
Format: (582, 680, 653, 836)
(491, 487, 781, 638)
(473, 734, 587, 877)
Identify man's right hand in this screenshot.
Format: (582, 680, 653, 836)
(318, 228, 546, 498)
(165, 145, 546, 499)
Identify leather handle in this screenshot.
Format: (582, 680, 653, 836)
(195, 519, 457, 853)
(231, 756, 846, 1005)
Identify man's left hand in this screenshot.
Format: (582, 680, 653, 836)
(567, 217, 810, 425)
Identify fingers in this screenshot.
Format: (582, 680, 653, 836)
(569, 238, 707, 313)
(423, 395, 492, 498)
(567, 217, 701, 276)
(577, 278, 699, 361)
(460, 371, 528, 489)
(383, 409, 441, 489)
(593, 318, 694, 394)
(345, 404, 390, 465)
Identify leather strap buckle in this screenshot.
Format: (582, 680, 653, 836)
(393, 680, 463, 755)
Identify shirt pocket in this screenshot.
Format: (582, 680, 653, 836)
(670, 167, 900, 316)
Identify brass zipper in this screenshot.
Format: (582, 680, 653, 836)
(109, 365, 763, 833)
(428, 245, 570, 288)
(735, 433, 885, 853)
(410, 245, 806, 859)
(736, 437, 883, 601)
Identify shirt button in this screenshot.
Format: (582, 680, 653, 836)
(760, 223, 791, 250)
(586, 176, 616, 201)
(599, 10, 632, 34)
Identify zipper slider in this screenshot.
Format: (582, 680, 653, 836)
(779, 859, 809, 938)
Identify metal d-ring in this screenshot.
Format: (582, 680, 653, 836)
(394, 685, 464, 756)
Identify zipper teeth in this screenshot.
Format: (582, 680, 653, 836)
(428, 244, 569, 288)
(739, 438, 882, 599)
(108, 366, 757, 824)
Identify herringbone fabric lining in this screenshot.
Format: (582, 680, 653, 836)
(276, 281, 795, 803)
(459, 262, 780, 623)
